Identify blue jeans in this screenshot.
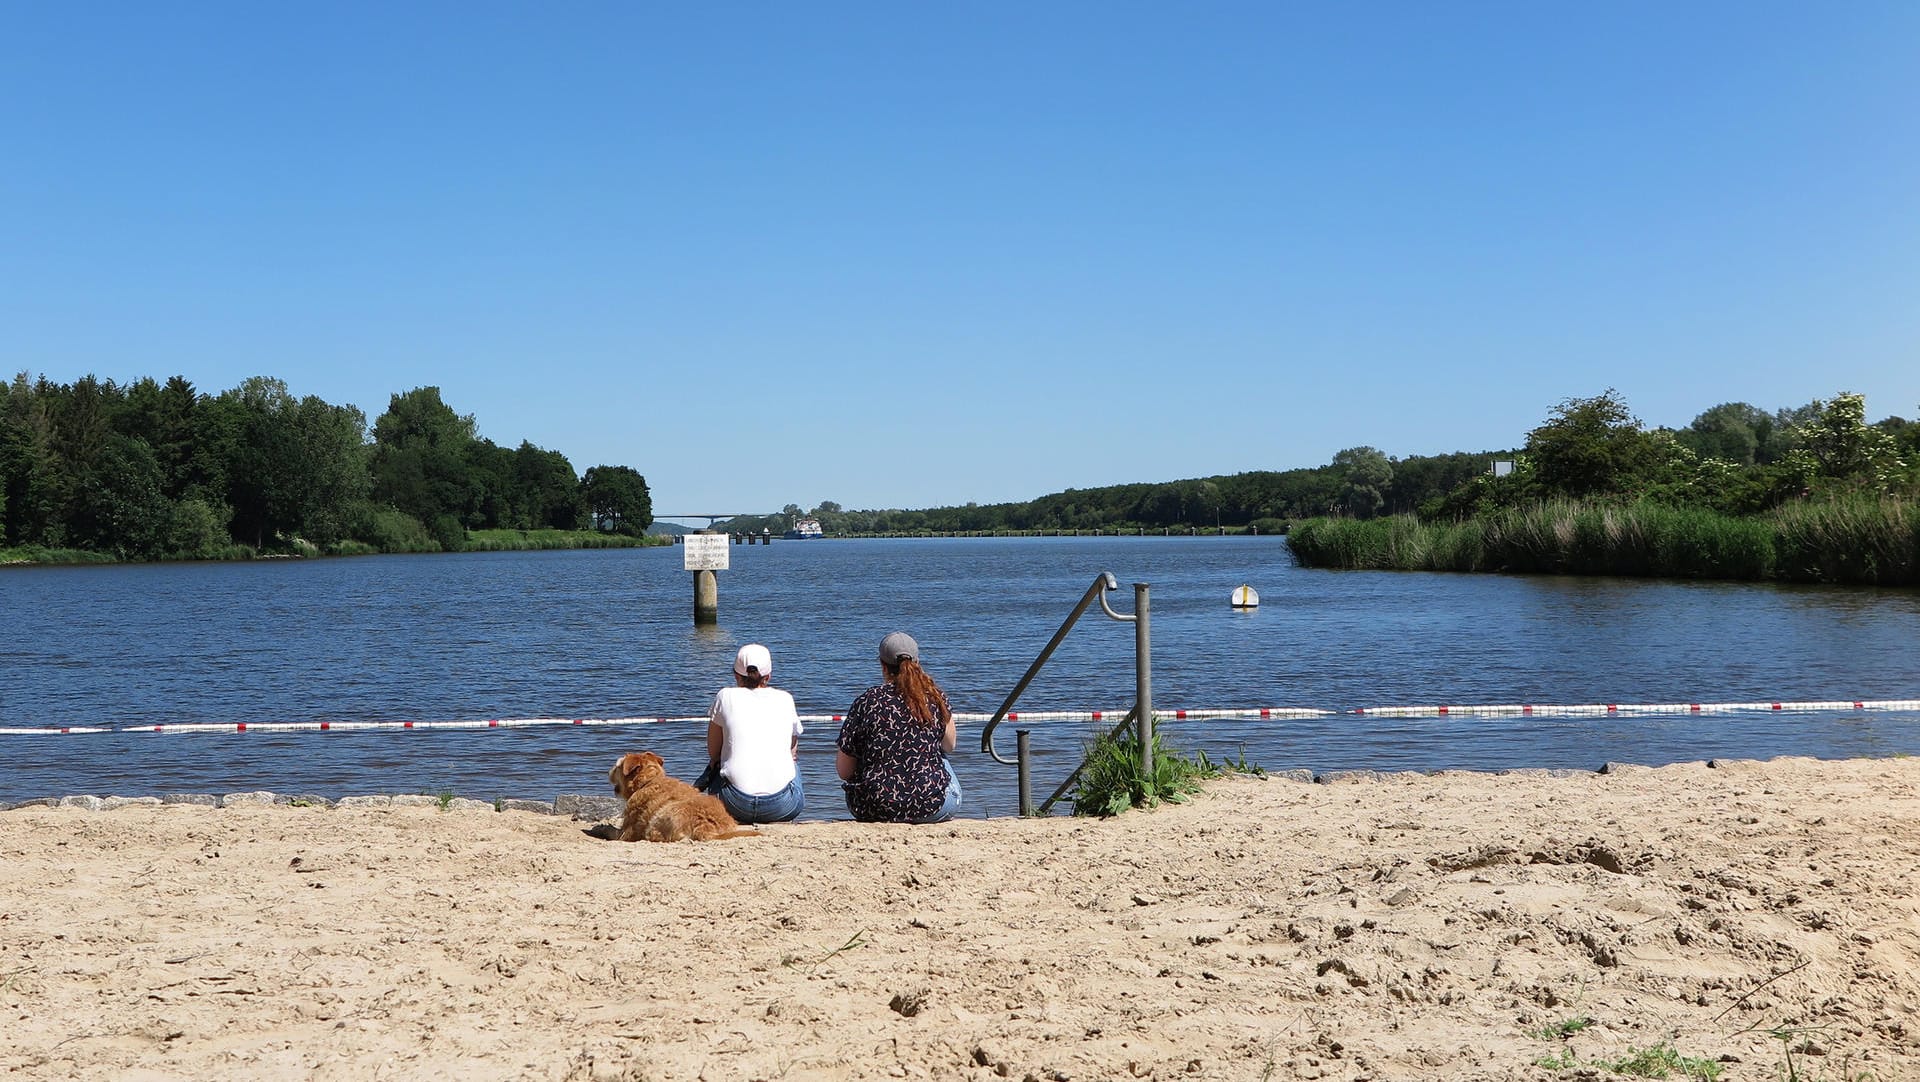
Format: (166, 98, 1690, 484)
(708, 771, 805, 824)
(913, 759, 962, 824)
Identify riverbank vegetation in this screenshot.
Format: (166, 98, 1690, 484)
(1289, 497, 1918, 584)
(463, 529, 654, 552)
(723, 390, 1918, 590)
(1, 374, 660, 564)
(1289, 390, 1920, 585)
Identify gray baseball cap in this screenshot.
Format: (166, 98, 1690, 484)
(879, 631, 919, 666)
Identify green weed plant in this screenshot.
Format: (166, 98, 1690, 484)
(1533, 1039, 1722, 1080)
(1073, 720, 1221, 817)
(1601, 1043, 1723, 1079)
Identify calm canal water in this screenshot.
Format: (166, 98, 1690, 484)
(4, 537, 1918, 816)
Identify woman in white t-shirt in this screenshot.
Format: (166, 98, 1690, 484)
(699, 643, 805, 823)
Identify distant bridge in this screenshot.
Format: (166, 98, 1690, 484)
(654, 513, 772, 528)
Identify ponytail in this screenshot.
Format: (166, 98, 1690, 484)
(886, 658, 950, 728)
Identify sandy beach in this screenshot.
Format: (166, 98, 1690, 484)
(3, 756, 1918, 1081)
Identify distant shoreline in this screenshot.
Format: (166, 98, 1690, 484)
(0, 528, 669, 568)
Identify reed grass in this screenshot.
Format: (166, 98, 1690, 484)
(462, 529, 658, 551)
(1771, 494, 1917, 586)
(1288, 497, 1916, 585)
(0, 545, 118, 566)
(1285, 517, 1484, 572)
(204, 543, 258, 561)
(1480, 501, 1775, 579)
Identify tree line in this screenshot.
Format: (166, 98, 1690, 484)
(0, 373, 654, 560)
(723, 389, 1918, 538)
(1425, 389, 1915, 520)
(723, 454, 1495, 538)
(11, 373, 1907, 559)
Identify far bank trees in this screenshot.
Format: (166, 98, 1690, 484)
(0, 373, 652, 560)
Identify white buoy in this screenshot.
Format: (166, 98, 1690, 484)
(1231, 584, 1259, 609)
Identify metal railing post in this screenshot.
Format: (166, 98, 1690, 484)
(1016, 730, 1032, 816)
(979, 572, 1153, 817)
(1134, 582, 1152, 778)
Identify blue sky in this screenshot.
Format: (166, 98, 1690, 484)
(4, 2, 1916, 516)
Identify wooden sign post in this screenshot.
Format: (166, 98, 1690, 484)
(682, 533, 730, 625)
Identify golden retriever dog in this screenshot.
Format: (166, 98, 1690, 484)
(609, 751, 759, 842)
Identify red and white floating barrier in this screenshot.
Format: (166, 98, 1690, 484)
(3, 699, 1917, 736)
(1351, 699, 1920, 718)
(0, 716, 712, 736)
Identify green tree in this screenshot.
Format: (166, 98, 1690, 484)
(461, 437, 515, 529)
(186, 390, 244, 524)
(286, 393, 371, 545)
(583, 465, 652, 535)
(50, 375, 115, 478)
(370, 387, 476, 529)
(1787, 391, 1907, 492)
(0, 374, 51, 543)
(139, 375, 203, 499)
(78, 433, 170, 558)
(1678, 402, 1768, 466)
(1525, 390, 1665, 500)
(206, 378, 369, 548)
(1332, 446, 1393, 518)
(512, 442, 584, 529)
(164, 496, 231, 559)
(218, 377, 298, 547)
(1193, 480, 1223, 528)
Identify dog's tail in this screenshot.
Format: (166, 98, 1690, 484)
(717, 827, 761, 839)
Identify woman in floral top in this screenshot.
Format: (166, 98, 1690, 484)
(836, 631, 962, 823)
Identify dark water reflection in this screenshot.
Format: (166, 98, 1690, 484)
(3, 537, 1918, 816)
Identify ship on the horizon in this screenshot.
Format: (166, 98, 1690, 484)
(784, 517, 825, 540)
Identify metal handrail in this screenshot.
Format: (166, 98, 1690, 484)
(979, 571, 1151, 816)
(980, 572, 1120, 764)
